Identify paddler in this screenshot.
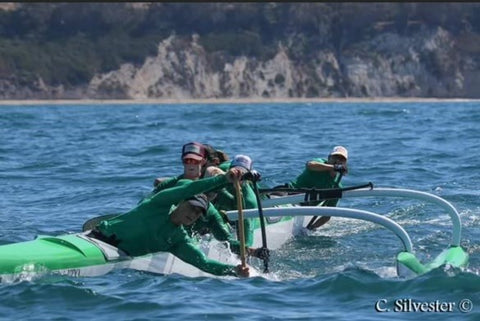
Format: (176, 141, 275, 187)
(146, 143, 264, 259)
(287, 145, 349, 228)
(89, 167, 250, 277)
(203, 143, 230, 170)
(152, 142, 229, 191)
(151, 141, 207, 191)
(211, 155, 259, 256)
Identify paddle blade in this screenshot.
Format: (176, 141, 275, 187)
(82, 213, 119, 232)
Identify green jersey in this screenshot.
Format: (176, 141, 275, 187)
(290, 158, 343, 207)
(150, 160, 230, 196)
(96, 175, 237, 276)
(152, 175, 183, 194)
(167, 179, 242, 255)
(218, 161, 231, 172)
(213, 181, 257, 247)
(138, 175, 182, 203)
(150, 177, 243, 255)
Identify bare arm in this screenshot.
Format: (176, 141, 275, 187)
(306, 160, 335, 172)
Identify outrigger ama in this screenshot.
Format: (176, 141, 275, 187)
(0, 182, 469, 281)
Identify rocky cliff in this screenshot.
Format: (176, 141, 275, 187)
(2, 29, 478, 100)
(83, 28, 479, 100)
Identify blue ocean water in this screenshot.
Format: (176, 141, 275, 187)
(0, 101, 479, 320)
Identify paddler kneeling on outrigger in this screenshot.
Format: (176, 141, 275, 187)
(279, 146, 349, 229)
(88, 167, 250, 277)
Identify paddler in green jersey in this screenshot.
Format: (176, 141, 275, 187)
(170, 178, 248, 256)
(146, 142, 262, 259)
(212, 155, 257, 249)
(150, 142, 207, 193)
(289, 146, 349, 228)
(203, 143, 230, 170)
(90, 168, 250, 277)
(152, 142, 229, 193)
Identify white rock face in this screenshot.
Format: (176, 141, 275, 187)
(8, 27, 477, 100)
(87, 27, 473, 99)
(87, 35, 347, 99)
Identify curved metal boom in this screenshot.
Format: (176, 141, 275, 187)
(343, 188, 462, 246)
(226, 206, 413, 252)
(262, 187, 462, 246)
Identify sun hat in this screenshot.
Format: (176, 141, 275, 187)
(181, 142, 206, 161)
(186, 194, 209, 215)
(329, 146, 348, 160)
(229, 154, 253, 170)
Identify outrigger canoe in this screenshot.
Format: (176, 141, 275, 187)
(0, 185, 469, 281)
(0, 210, 305, 281)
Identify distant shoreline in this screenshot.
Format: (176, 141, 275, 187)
(0, 97, 479, 105)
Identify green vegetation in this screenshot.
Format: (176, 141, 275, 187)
(0, 3, 479, 88)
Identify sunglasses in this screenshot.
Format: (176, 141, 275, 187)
(329, 155, 347, 163)
(183, 158, 202, 165)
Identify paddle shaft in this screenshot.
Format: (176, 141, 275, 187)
(234, 180, 247, 268)
(306, 172, 343, 229)
(253, 182, 268, 249)
(252, 180, 269, 273)
(82, 213, 119, 232)
(259, 182, 372, 195)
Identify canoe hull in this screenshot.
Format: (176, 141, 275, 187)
(0, 214, 313, 280)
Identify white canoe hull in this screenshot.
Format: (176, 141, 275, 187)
(120, 215, 313, 277)
(38, 213, 313, 280)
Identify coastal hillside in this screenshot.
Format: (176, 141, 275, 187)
(1, 3, 479, 99)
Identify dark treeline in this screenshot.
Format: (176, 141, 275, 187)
(1, 2, 479, 88)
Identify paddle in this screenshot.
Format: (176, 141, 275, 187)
(306, 172, 343, 230)
(82, 213, 119, 232)
(234, 180, 247, 268)
(259, 182, 373, 196)
(252, 179, 270, 273)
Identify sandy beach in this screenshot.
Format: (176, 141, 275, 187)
(0, 97, 479, 105)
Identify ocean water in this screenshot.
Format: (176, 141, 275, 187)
(0, 101, 479, 320)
